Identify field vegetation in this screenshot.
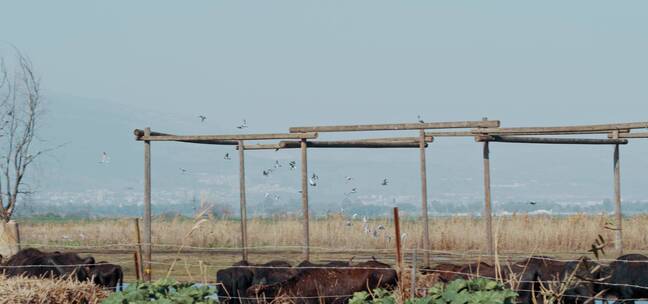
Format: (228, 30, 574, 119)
(13, 213, 648, 282)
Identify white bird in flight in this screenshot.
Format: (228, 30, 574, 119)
(99, 152, 110, 164)
(237, 119, 248, 129)
(224, 153, 231, 160)
(198, 115, 207, 122)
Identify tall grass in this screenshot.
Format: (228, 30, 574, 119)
(17, 213, 648, 253)
(21, 214, 648, 252)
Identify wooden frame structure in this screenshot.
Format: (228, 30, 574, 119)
(134, 120, 648, 280)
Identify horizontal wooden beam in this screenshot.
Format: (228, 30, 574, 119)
(289, 120, 500, 133)
(608, 132, 648, 139)
(473, 122, 647, 135)
(236, 143, 283, 150)
(476, 135, 629, 145)
(134, 129, 318, 142)
(426, 130, 627, 137)
(280, 140, 427, 149)
(425, 131, 474, 137)
(133, 129, 238, 145)
(352, 136, 434, 142)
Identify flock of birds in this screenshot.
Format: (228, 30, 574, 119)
(100, 116, 544, 209)
(339, 214, 407, 242)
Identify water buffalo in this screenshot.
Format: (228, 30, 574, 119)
(599, 254, 648, 303)
(248, 259, 397, 304)
(1, 248, 95, 281)
(216, 260, 254, 303)
(90, 261, 124, 291)
(251, 260, 295, 285)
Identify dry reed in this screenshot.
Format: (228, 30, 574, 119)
(0, 275, 109, 304)
(18, 214, 648, 253)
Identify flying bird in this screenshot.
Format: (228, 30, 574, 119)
(198, 115, 207, 122)
(311, 173, 319, 180)
(381, 178, 388, 186)
(309, 178, 317, 187)
(417, 115, 425, 123)
(262, 169, 272, 177)
(345, 176, 353, 182)
(289, 161, 296, 170)
(529, 201, 537, 205)
(274, 160, 282, 169)
(237, 119, 248, 129)
(179, 168, 188, 174)
(99, 152, 110, 164)
(346, 188, 358, 195)
(224, 153, 231, 160)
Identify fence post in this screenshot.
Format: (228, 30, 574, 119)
(393, 207, 403, 298)
(133, 218, 143, 280)
(411, 246, 417, 300)
(300, 138, 310, 261)
(14, 222, 20, 251)
(238, 140, 249, 261)
(613, 142, 623, 254)
(133, 252, 141, 281)
(482, 141, 494, 257)
(143, 127, 152, 282)
(418, 130, 430, 268)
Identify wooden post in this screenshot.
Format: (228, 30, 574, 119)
(143, 127, 152, 282)
(238, 140, 249, 261)
(614, 143, 623, 254)
(14, 222, 20, 251)
(393, 207, 403, 297)
(300, 139, 310, 261)
(410, 246, 417, 300)
(418, 130, 430, 267)
(133, 252, 141, 281)
(482, 141, 494, 257)
(133, 218, 143, 280)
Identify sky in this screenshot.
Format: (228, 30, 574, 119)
(0, 2, 647, 211)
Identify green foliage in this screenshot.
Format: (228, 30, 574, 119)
(350, 278, 517, 304)
(101, 278, 217, 304)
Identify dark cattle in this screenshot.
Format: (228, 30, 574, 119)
(2, 248, 95, 281)
(296, 260, 351, 269)
(217, 260, 254, 303)
(600, 254, 648, 303)
(248, 259, 397, 304)
(90, 261, 124, 291)
(423, 263, 464, 283)
(559, 257, 603, 304)
(251, 260, 295, 285)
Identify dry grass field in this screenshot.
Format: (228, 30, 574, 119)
(14, 213, 648, 281)
(18, 213, 648, 252)
(0, 275, 108, 304)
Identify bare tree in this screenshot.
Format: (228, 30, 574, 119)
(0, 49, 44, 222)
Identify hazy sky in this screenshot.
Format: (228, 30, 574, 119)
(1, 2, 647, 208)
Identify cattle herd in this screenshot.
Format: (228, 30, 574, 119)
(3, 248, 648, 303)
(428, 254, 648, 304)
(0, 248, 123, 290)
(217, 254, 648, 304)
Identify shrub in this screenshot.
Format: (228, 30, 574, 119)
(350, 278, 517, 304)
(101, 278, 216, 304)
